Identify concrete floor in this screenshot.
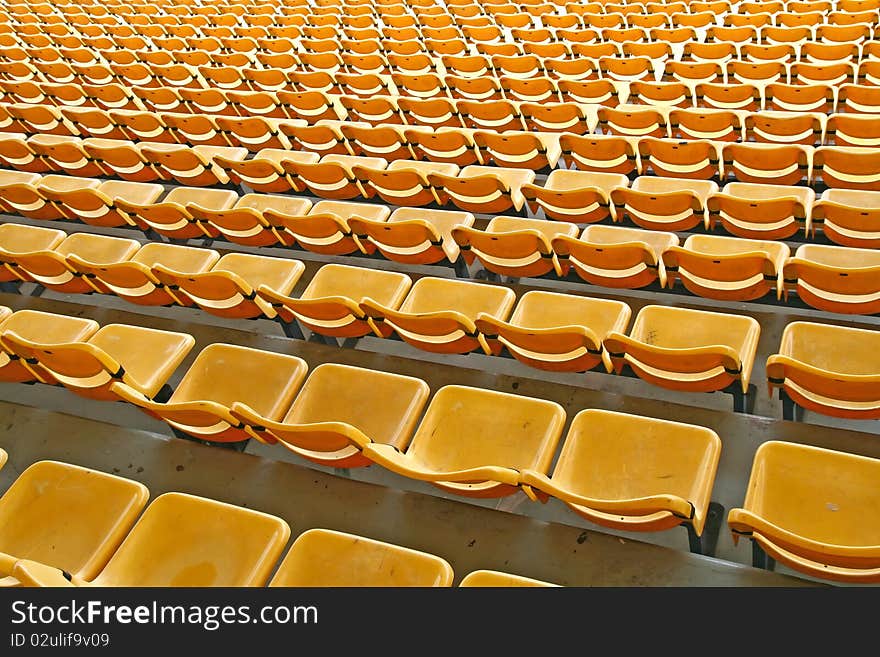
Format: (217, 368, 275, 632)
(1, 200, 878, 587)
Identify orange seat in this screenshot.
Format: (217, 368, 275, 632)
(597, 106, 668, 139)
(452, 216, 578, 279)
(815, 146, 880, 191)
(405, 127, 481, 167)
(267, 199, 391, 256)
(553, 224, 679, 289)
(522, 169, 629, 224)
(662, 234, 788, 301)
(813, 188, 880, 247)
(430, 165, 535, 215)
(708, 182, 814, 240)
(745, 112, 824, 146)
(558, 133, 638, 175)
(360, 276, 516, 355)
(611, 176, 718, 231)
(694, 82, 762, 112)
(765, 83, 835, 114)
(721, 143, 811, 186)
(638, 137, 722, 180)
(782, 244, 880, 315)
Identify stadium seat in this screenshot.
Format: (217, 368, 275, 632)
(69, 242, 220, 308)
(405, 127, 481, 167)
(765, 83, 835, 114)
(233, 362, 429, 468)
(475, 289, 631, 373)
(153, 252, 304, 320)
(603, 305, 761, 411)
(745, 111, 824, 146)
(452, 216, 578, 279)
(612, 176, 718, 231)
(362, 384, 565, 498)
(553, 224, 679, 289)
(430, 165, 535, 215)
(187, 194, 312, 247)
(356, 160, 459, 207)
(694, 82, 762, 112)
(459, 570, 559, 587)
(13, 492, 290, 587)
(721, 143, 811, 186)
(473, 131, 562, 170)
(0, 460, 148, 586)
(521, 409, 723, 555)
(42, 180, 165, 228)
(269, 528, 453, 587)
(782, 244, 880, 315)
(258, 263, 411, 341)
(0, 308, 98, 383)
(814, 146, 880, 191)
(360, 276, 515, 354)
(0, 222, 65, 283)
(522, 169, 629, 224)
(10, 231, 140, 294)
(826, 114, 880, 149)
(637, 138, 723, 179)
(728, 441, 880, 583)
(708, 182, 813, 240)
(350, 207, 474, 268)
(116, 186, 239, 241)
(558, 134, 638, 176)
(813, 188, 880, 248)
(1, 322, 194, 402)
(112, 343, 308, 445)
(662, 234, 789, 301)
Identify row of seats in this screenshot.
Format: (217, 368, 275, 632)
(2, 150, 878, 247)
(7, 47, 880, 95)
(11, 38, 880, 73)
(0, 455, 555, 586)
(0, 297, 874, 421)
(0, 309, 730, 555)
(4, 204, 878, 316)
(3, 424, 880, 584)
(9, 7, 880, 43)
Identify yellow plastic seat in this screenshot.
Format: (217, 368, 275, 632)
(27, 134, 109, 178)
(360, 276, 516, 354)
(558, 134, 638, 176)
(350, 207, 474, 266)
(140, 144, 248, 187)
(12, 232, 140, 295)
(338, 123, 410, 163)
(765, 83, 835, 114)
(41, 180, 165, 228)
(475, 289, 631, 373)
(188, 194, 312, 247)
(109, 109, 176, 144)
(363, 384, 565, 498)
(117, 187, 238, 241)
(112, 343, 308, 445)
(154, 252, 304, 320)
(430, 165, 535, 215)
(232, 362, 429, 468)
(452, 216, 578, 279)
(0, 309, 98, 383)
(553, 224, 679, 289)
(81, 138, 164, 183)
(356, 160, 459, 208)
(663, 234, 789, 301)
(267, 199, 390, 256)
(722, 142, 811, 187)
(459, 569, 559, 587)
(257, 263, 411, 340)
(611, 176, 718, 232)
(281, 122, 351, 159)
(473, 130, 562, 170)
(521, 409, 723, 554)
(284, 154, 386, 201)
(603, 305, 761, 409)
(2, 322, 194, 401)
(522, 170, 628, 224)
(728, 441, 880, 583)
(813, 188, 880, 248)
(158, 112, 236, 148)
(212, 149, 313, 194)
(637, 137, 723, 180)
(405, 127, 481, 168)
(815, 146, 880, 192)
(745, 111, 825, 146)
(13, 492, 291, 587)
(269, 528, 453, 587)
(781, 244, 880, 315)
(0, 460, 148, 586)
(0, 222, 65, 283)
(0, 173, 98, 222)
(708, 182, 814, 240)
(68, 243, 220, 308)
(694, 82, 762, 112)
(0, 135, 53, 174)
